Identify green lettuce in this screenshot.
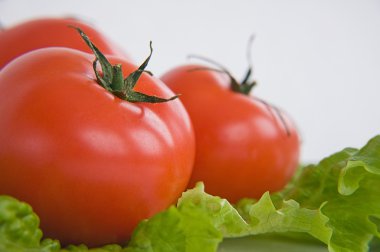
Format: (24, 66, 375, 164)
(276, 135, 380, 251)
(1, 135, 380, 252)
(0, 195, 59, 252)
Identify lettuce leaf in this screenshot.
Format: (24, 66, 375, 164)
(0, 195, 59, 252)
(1, 135, 380, 252)
(126, 183, 332, 252)
(277, 135, 380, 251)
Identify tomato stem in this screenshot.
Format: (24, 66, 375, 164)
(187, 37, 291, 136)
(188, 54, 256, 96)
(241, 34, 255, 85)
(72, 27, 178, 103)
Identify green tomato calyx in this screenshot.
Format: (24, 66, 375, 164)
(187, 54, 256, 96)
(73, 27, 178, 103)
(187, 35, 291, 136)
(188, 35, 257, 95)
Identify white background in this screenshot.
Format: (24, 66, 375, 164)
(1, 0, 379, 162)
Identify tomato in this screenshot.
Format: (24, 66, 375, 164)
(0, 34, 195, 247)
(0, 17, 128, 69)
(161, 64, 300, 203)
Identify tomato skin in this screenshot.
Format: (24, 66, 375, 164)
(161, 65, 300, 203)
(0, 48, 195, 247)
(0, 17, 129, 69)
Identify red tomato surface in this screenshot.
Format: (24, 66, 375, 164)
(161, 65, 300, 203)
(0, 48, 195, 247)
(0, 17, 129, 69)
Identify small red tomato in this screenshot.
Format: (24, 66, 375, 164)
(0, 30, 194, 247)
(0, 17, 129, 69)
(161, 63, 300, 203)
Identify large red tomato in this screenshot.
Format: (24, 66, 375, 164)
(161, 64, 300, 203)
(0, 17, 128, 69)
(0, 33, 195, 247)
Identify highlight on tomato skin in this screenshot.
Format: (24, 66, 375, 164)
(0, 41, 195, 246)
(0, 17, 130, 69)
(161, 64, 301, 203)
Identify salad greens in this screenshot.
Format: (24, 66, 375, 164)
(1, 135, 380, 252)
(0, 195, 59, 252)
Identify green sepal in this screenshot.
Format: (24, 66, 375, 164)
(72, 27, 178, 103)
